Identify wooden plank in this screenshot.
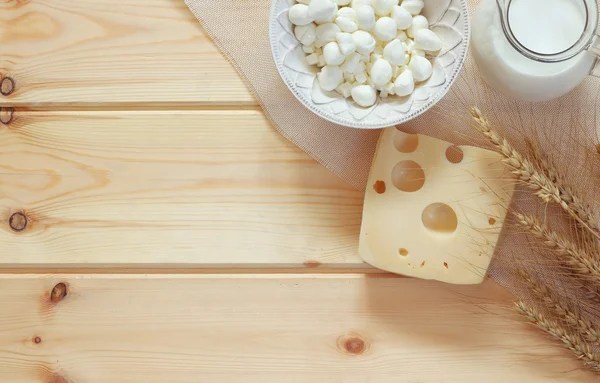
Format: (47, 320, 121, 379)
(0, 110, 364, 266)
(0, 274, 593, 383)
(0, 0, 254, 106)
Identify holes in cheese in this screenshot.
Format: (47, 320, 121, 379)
(358, 129, 516, 285)
(373, 180, 386, 194)
(445, 145, 464, 163)
(421, 203, 458, 234)
(393, 131, 419, 153)
(391, 160, 425, 192)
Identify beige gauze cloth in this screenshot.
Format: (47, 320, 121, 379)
(186, 0, 600, 320)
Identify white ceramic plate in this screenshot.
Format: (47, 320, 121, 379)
(269, 0, 470, 129)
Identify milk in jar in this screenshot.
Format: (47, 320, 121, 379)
(471, 0, 598, 102)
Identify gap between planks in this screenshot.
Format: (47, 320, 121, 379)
(0, 271, 393, 279)
(0, 103, 263, 112)
(0, 264, 388, 275)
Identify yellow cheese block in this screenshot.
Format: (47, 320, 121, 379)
(359, 128, 516, 284)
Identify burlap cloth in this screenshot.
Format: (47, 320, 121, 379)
(186, 0, 600, 321)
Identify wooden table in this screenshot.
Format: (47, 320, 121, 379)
(0, 1, 596, 381)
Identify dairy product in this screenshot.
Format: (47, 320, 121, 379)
(288, 0, 442, 107)
(359, 129, 516, 285)
(471, 0, 596, 102)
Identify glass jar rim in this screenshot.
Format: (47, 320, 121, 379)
(496, 0, 599, 62)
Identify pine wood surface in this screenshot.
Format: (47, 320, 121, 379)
(0, 0, 595, 381)
(0, 275, 596, 383)
(0, 0, 253, 107)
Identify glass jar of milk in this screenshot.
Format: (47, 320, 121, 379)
(471, 0, 600, 102)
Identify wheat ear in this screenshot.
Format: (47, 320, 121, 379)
(520, 272, 600, 343)
(516, 301, 600, 372)
(525, 138, 600, 247)
(514, 213, 600, 282)
(470, 107, 600, 242)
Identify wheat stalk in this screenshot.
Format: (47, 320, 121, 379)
(516, 301, 600, 371)
(514, 213, 600, 283)
(521, 272, 600, 343)
(470, 108, 600, 242)
(526, 138, 600, 248)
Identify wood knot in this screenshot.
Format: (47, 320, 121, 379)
(50, 374, 69, 383)
(33, 336, 42, 344)
(0, 76, 15, 96)
(0, 107, 14, 125)
(9, 212, 28, 232)
(337, 333, 367, 355)
(303, 260, 321, 268)
(50, 283, 67, 303)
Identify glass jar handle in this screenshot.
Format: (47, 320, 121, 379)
(589, 34, 600, 77)
(496, 0, 599, 63)
(589, 34, 600, 56)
